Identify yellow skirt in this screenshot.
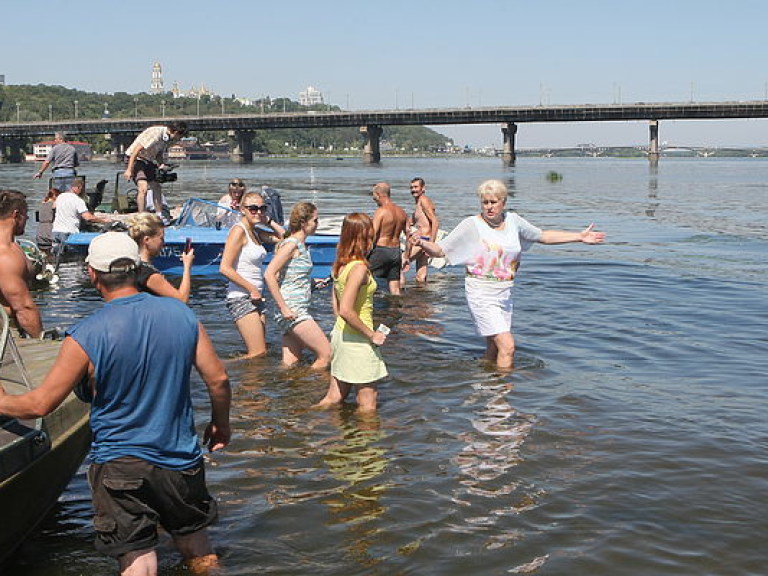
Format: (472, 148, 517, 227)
(330, 329, 388, 384)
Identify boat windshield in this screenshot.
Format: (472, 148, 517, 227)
(175, 198, 239, 229)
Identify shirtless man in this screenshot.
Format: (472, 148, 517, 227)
(402, 177, 439, 285)
(0, 190, 43, 338)
(369, 182, 408, 295)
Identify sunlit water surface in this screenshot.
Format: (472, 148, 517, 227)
(1, 156, 766, 575)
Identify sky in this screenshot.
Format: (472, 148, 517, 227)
(2, 0, 768, 148)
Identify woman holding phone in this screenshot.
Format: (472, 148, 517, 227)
(127, 212, 195, 303)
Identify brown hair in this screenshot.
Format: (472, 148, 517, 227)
(44, 187, 61, 202)
(288, 201, 317, 233)
(332, 213, 373, 277)
(0, 190, 27, 219)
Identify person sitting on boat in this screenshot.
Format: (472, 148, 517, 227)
(35, 186, 60, 252)
(0, 231, 231, 575)
(264, 202, 331, 369)
(0, 189, 44, 338)
(127, 212, 194, 303)
(32, 131, 79, 192)
(216, 178, 246, 227)
(220, 191, 285, 358)
(51, 178, 113, 256)
(123, 121, 188, 215)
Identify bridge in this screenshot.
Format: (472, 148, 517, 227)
(3, 100, 768, 165)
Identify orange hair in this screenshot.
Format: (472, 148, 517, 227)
(332, 212, 373, 277)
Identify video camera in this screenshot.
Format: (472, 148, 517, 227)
(156, 164, 178, 184)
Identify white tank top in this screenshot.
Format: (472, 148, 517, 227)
(226, 222, 267, 299)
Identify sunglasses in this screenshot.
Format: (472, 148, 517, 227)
(244, 204, 268, 214)
(230, 182, 245, 187)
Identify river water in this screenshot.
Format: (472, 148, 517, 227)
(1, 156, 766, 575)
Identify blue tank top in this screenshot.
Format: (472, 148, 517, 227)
(67, 292, 202, 470)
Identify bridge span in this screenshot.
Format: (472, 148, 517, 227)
(2, 100, 768, 165)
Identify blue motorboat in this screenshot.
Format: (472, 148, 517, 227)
(64, 198, 340, 279)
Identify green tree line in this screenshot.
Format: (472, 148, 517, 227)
(0, 84, 453, 155)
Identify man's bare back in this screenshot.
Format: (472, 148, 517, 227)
(371, 183, 407, 247)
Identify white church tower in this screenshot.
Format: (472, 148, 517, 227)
(150, 62, 164, 94)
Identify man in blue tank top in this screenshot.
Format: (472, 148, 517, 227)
(0, 231, 231, 575)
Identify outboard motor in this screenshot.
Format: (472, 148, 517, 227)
(87, 179, 109, 212)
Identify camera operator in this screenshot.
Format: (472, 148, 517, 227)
(123, 122, 187, 215)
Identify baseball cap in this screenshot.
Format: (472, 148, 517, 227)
(86, 232, 140, 273)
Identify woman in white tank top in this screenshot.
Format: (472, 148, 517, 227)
(220, 191, 285, 357)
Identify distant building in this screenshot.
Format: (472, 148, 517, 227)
(0, 74, 5, 86)
(299, 86, 324, 106)
(150, 62, 164, 94)
(167, 137, 213, 161)
(33, 140, 92, 162)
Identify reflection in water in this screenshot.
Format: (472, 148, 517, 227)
(647, 162, 659, 217)
(506, 175, 517, 199)
(319, 411, 389, 568)
(391, 286, 445, 338)
(452, 379, 538, 561)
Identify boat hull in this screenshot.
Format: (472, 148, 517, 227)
(66, 227, 338, 279)
(0, 338, 91, 566)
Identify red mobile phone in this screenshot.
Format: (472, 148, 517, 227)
(184, 237, 192, 253)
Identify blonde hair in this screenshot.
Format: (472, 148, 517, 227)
(127, 212, 164, 244)
(476, 179, 508, 202)
(288, 202, 317, 233)
(241, 191, 263, 208)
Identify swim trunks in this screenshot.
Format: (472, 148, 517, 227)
(368, 245, 402, 281)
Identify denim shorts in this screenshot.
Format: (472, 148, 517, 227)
(226, 296, 266, 323)
(88, 457, 218, 558)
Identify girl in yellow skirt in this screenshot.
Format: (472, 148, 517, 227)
(314, 213, 388, 412)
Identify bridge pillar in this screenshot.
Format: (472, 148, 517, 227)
(501, 123, 517, 167)
(229, 130, 253, 164)
(360, 125, 382, 164)
(648, 120, 660, 164)
(2, 138, 25, 164)
(106, 133, 133, 163)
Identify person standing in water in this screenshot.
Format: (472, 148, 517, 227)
(220, 191, 285, 358)
(368, 182, 408, 296)
(264, 202, 331, 369)
(315, 213, 388, 412)
(401, 177, 439, 285)
(410, 179, 605, 369)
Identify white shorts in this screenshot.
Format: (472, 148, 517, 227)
(464, 277, 514, 337)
